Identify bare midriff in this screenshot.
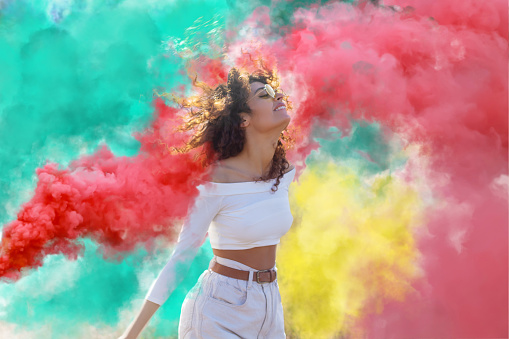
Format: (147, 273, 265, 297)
(212, 244, 277, 271)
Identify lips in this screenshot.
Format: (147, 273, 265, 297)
(274, 103, 286, 111)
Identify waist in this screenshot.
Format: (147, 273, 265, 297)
(212, 244, 277, 271)
(209, 257, 277, 283)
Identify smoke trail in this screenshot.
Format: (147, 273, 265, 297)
(1, 0, 506, 338)
(222, 1, 507, 337)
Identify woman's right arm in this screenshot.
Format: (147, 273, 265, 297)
(118, 184, 224, 338)
(119, 299, 160, 339)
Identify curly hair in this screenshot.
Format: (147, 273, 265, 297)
(165, 64, 294, 193)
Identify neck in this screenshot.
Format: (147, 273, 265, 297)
(236, 131, 280, 177)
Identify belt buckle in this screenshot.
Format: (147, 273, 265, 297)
(256, 270, 272, 284)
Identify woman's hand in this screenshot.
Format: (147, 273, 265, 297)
(117, 299, 160, 339)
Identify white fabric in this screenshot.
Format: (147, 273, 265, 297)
(145, 168, 296, 305)
(178, 256, 285, 338)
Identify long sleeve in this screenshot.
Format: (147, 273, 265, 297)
(144, 185, 223, 306)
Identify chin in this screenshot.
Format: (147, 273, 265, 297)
(280, 116, 291, 130)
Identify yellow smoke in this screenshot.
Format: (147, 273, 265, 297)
(278, 161, 425, 338)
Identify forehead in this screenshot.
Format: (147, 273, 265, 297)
(250, 81, 266, 92)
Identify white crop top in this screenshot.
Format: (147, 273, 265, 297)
(144, 167, 296, 305)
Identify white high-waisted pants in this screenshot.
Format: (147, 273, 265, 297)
(178, 255, 286, 338)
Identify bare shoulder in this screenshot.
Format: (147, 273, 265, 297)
(208, 160, 295, 182)
(208, 162, 231, 183)
(208, 160, 249, 183)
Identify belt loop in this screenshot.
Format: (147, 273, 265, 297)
(247, 270, 253, 289)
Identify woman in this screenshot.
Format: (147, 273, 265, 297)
(119, 65, 295, 338)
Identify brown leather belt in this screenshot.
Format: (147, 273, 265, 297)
(209, 259, 277, 284)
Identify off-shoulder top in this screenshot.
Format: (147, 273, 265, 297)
(144, 167, 296, 305)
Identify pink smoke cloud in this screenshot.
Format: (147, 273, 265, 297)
(224, 0, 507, 337)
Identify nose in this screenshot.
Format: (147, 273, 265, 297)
(274, 91, 284, 101)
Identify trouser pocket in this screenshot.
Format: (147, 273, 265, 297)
(208, 280, 249, 307)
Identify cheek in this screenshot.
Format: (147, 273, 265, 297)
(260, 101, 275, 116)
(253, 107, 275, 124)
(249, 99, 283, 128)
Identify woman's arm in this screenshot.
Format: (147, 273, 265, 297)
(119, 184, 224, 338)
(119, 300, 160, 339)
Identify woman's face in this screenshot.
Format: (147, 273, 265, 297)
(242, 81, 291, 133)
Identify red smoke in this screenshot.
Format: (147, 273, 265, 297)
(0, 99, 209, 281)
(226, 0, 507, 337)
(1, 0, 507, 336)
